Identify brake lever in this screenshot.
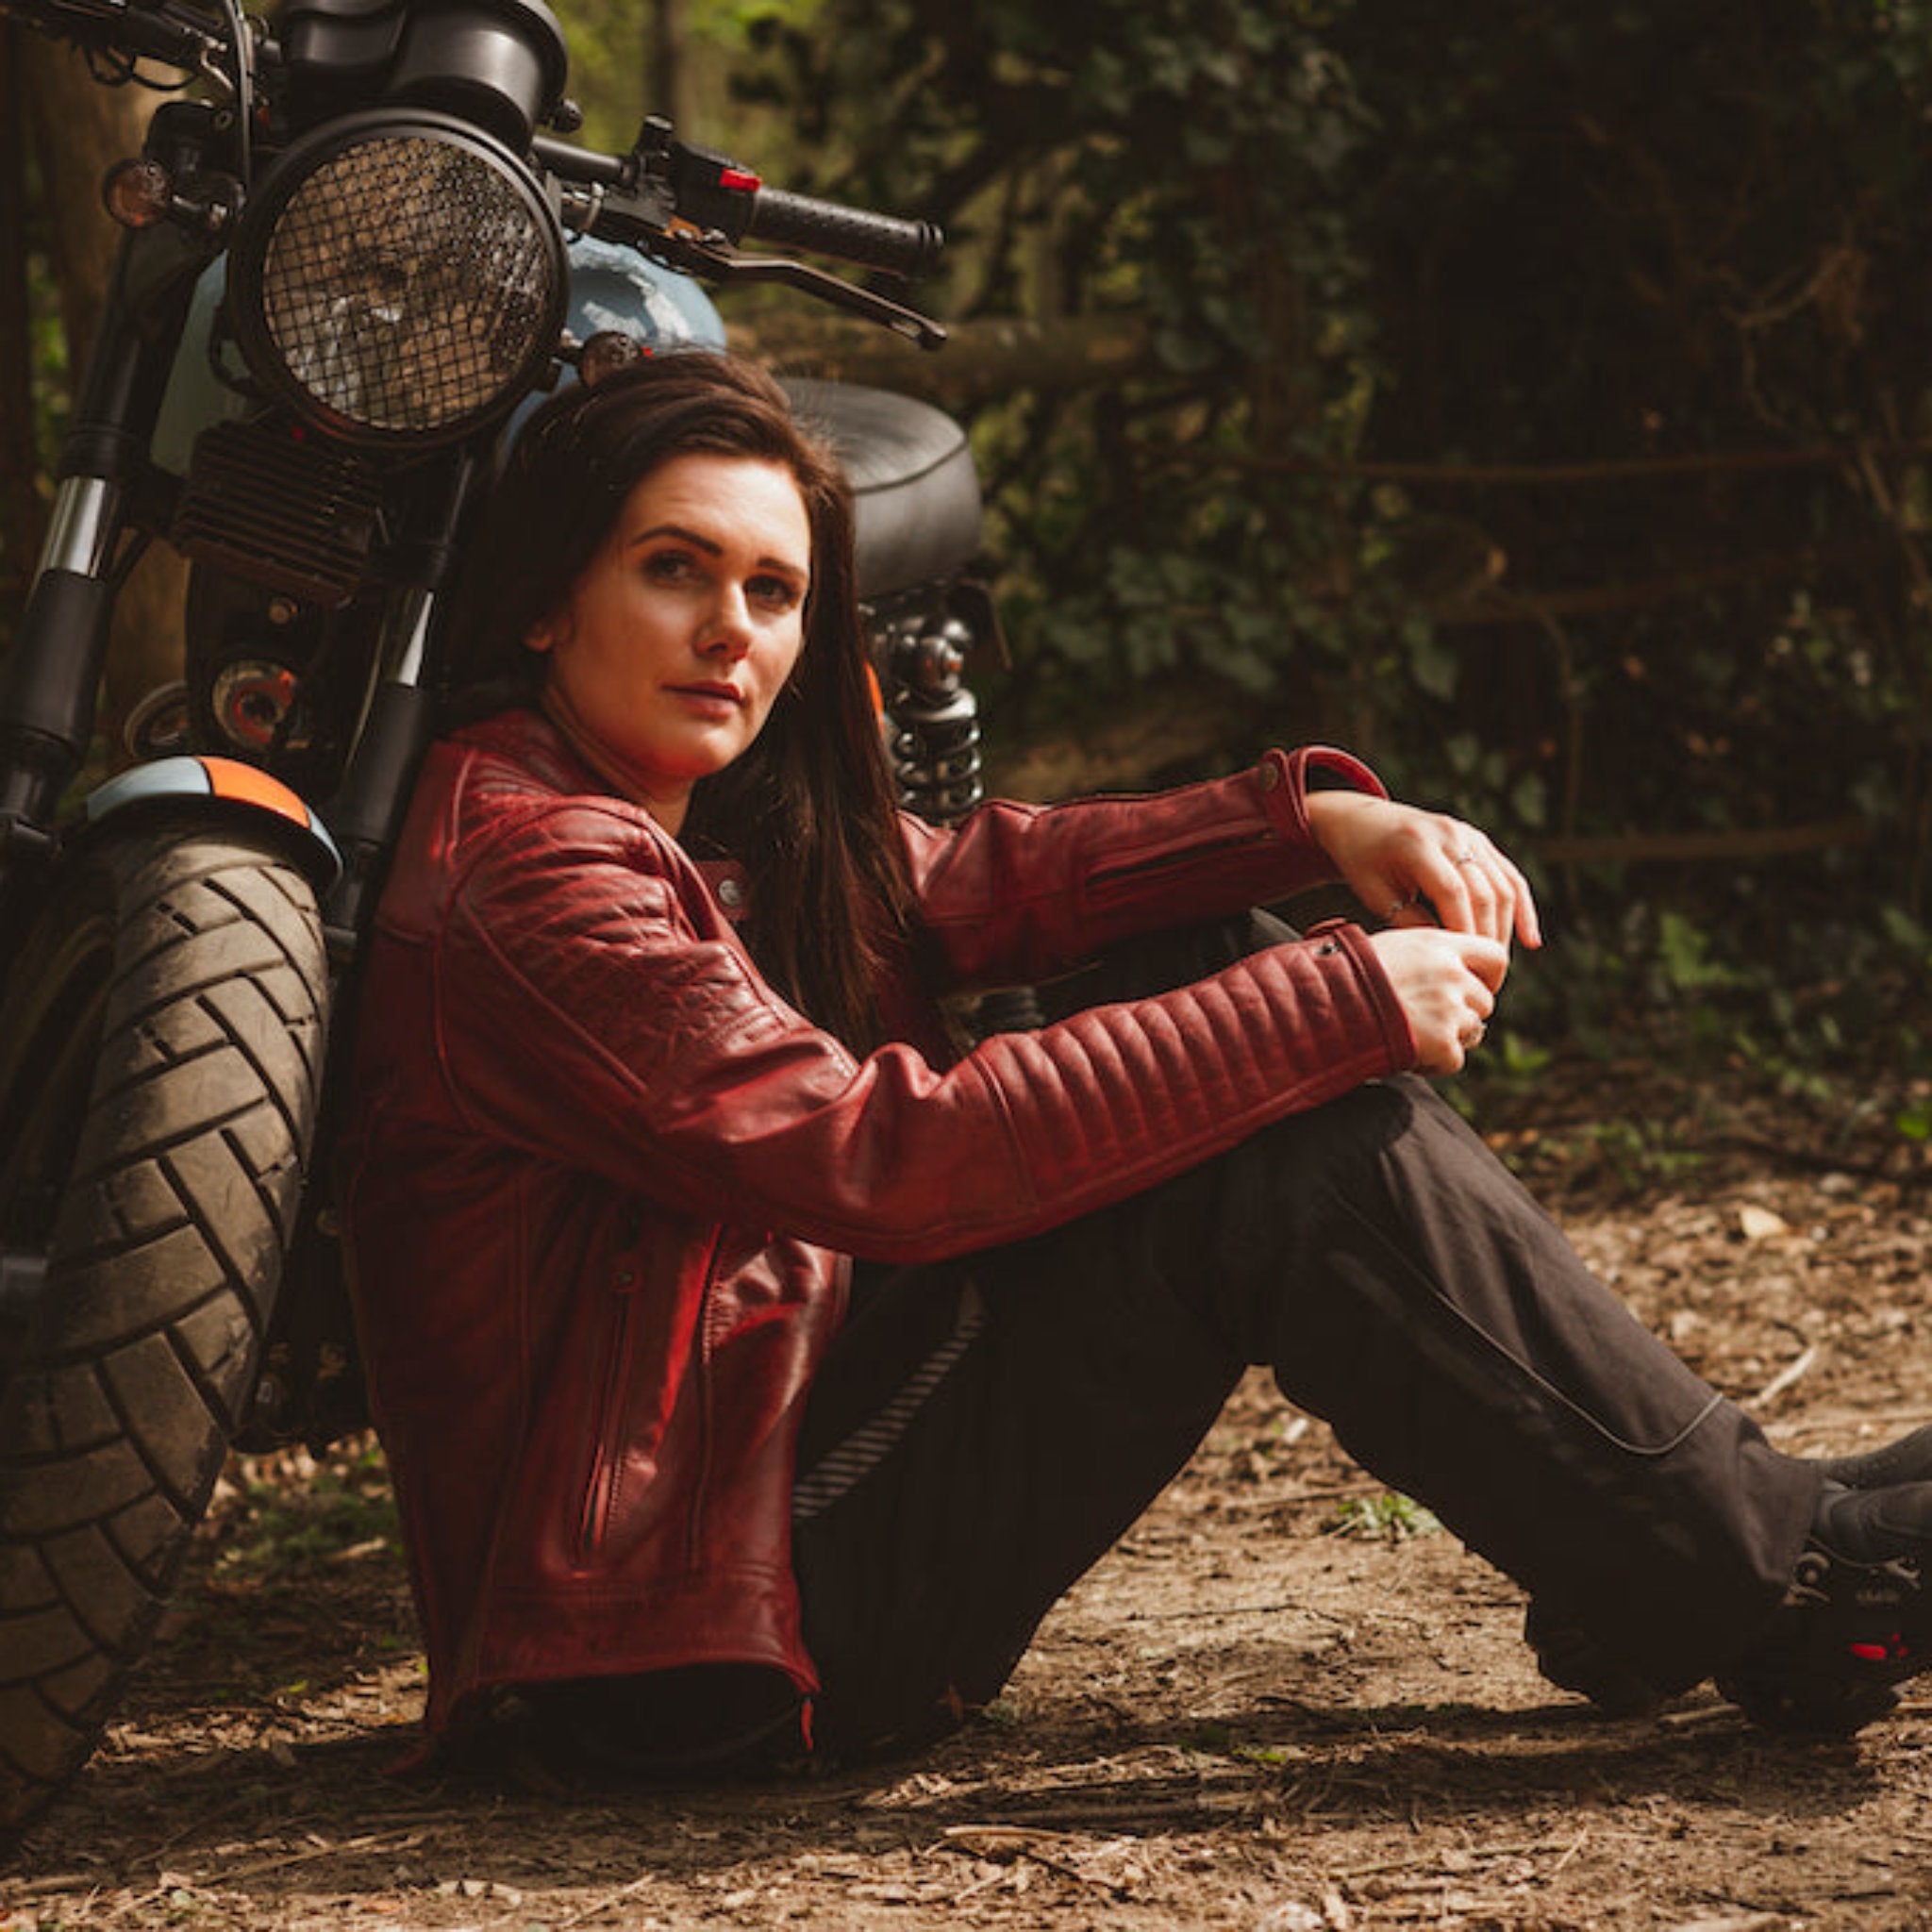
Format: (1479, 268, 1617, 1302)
(9, 0, 230, 78)
(648, 231, 948, 352)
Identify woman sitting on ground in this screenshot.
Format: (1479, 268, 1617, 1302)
(341, 350, 1932, 1774)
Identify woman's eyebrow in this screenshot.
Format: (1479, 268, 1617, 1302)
(626, 522, 719, 554)
(624, 525, 807, 577)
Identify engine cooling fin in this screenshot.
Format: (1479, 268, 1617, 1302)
(172, 419, 382, 608)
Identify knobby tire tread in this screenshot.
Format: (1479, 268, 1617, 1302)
(0, 826, 329, 1827)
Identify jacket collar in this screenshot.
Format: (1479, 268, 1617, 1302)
(447, 707, 614, 801)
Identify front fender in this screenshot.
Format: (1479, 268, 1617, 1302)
(84, 757, 342, 889)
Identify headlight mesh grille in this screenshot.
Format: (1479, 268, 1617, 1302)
(260, 133, 557, 435)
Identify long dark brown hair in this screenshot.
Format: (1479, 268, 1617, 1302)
(447, 352, 916, 1049)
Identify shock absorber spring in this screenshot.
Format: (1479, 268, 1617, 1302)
(883, 609, 983, 829)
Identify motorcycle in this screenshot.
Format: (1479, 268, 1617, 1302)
(0, 0, 993, 1828)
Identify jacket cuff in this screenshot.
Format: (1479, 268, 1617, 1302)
(1259, 745, 1388, 853)
(1313, 917, 1418, 1072)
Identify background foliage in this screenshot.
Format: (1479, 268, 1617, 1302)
(721, 0, 1932, 1068)
(10, 0, 1932, 1070)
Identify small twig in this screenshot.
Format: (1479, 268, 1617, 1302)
(1124, 1600, 1345, 1625)
(1750, 1344, 1820, 1409)
(1705, 1133, 1890, 1179)
(5, 1874, 105, 1901)
(1547, 1831, 1589, 1878)
(1338, 1834, 1582, 1881)
(1164, 437, 1932, 488)
(938, 1825, 1126, 1898)
(134, 1797, 399, 1867)
(1658, 1702, 1741, 1730)
(1532, 812, 1875, 865)
(545, 1874, 658, 1929)
(209, 1827, 423, 1885)
(1781, 1404, 1932, 1438)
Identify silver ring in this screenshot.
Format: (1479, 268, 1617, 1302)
(1453, 847, 1480, 866)
(1462, 1022, 1487, 1049)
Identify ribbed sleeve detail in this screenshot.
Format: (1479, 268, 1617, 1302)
(391, 730, 1418, 1271)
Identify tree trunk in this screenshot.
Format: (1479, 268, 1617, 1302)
(18, 37, 141, 367)
(647, 0, 691, 132)
(18, 43, 190, 760)
(17, 39, 189, 764)
(0, 27, 44, 612)
(727, 309, 1156, 408)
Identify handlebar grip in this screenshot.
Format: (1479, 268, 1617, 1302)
(744, 188, 942, 280)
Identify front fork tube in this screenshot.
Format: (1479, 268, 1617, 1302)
(0, 225, 201, 871)
(320, 587, 440, 967)
(319, 445, 480, 964)
(0, 480, 125, 854)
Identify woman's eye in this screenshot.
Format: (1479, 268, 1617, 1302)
(641, 550, 697, 584)
(749, 574, 802, 610)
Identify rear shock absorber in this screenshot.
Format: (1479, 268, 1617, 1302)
(883, 607, 983, 829)
(881, 596, 1044, 1036)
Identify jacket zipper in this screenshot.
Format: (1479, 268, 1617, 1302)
(575, 1266, 639, 1570)
(684, 1230, 727, 1570)
(1086, 825, 1272, 887)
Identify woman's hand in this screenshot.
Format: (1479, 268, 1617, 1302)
(1306, 791, 1541, 952)
(1369, 928, 1509, 1075)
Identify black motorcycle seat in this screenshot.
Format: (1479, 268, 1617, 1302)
(780, 379, 982, 600)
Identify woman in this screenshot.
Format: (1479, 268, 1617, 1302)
(341, 352, 1932, 1775)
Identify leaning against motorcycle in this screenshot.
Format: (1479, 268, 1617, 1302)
(0, 0, 979, 1828)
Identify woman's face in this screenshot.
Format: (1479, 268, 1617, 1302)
(529, 453, 811, 833)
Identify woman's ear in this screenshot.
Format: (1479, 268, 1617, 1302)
(525, 610, 564, 656)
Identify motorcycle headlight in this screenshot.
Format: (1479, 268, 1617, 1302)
(227, 112, 566, 446)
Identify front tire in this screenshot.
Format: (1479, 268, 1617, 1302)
(0, 821, 329, 1829)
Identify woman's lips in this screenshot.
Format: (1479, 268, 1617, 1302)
(667, 682, 745, 710)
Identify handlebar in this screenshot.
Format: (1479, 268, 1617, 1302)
(535, 123, 949, 345)
(741, 188, 941, 281)
(8, 15, 947, 345)
(535, 123, 943, 284)
(2, 0, 223, 71)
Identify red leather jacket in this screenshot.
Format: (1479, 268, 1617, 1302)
(341, 710, 1415, 1735)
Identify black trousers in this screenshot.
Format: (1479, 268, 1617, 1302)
(791, 919, 1820, 1757)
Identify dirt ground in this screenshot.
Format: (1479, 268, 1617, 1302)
(7, 1056, 1932, 1931)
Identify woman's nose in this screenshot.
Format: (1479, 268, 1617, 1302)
(701, 585, 755, 659)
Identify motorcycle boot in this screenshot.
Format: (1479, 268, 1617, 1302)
(1527, 1424, 1932, 1718)
(1717, 1477, 1932, 1734)
(1813, 1424, 1932, 1490)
